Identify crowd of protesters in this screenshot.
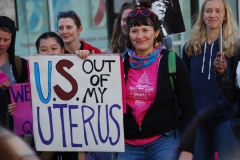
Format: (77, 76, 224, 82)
(0, 0, 240, 160)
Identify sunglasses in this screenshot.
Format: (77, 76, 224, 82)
(128, 9, 153, 17)
(57, 10, 81, 21)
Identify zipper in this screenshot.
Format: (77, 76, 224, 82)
(139, 126, 142, 132)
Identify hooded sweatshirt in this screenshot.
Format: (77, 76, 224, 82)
(182, 39, 237, 127)
(0, 16, 28, 130)
(0, 16, 28, 83)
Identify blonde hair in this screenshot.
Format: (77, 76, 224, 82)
(185, 0, 239, 58)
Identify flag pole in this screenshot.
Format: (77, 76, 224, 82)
(219, 0, 223, 52)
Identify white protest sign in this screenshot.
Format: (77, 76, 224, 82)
(29, 54, 124, 152)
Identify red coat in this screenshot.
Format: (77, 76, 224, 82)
(64, 40, 102, 54)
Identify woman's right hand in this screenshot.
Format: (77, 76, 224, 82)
(0, 70, 11, 90)
(214, 52, 227, 74)
(8, 103, 16, 116)
(75, 50, 94, 59)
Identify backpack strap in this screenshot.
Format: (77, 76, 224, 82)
(14, 55, 22, 78)
(168, 51, 181, 138)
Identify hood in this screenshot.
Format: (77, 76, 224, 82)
(0, 16, 16, 65)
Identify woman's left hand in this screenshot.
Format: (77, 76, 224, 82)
(214, 52, 227, 74)
(178, 151, 193, 160)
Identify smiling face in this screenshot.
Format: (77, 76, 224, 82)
(203, 0, 226, 31)
(57, 17, 82, 44)
(151, 0, 168, 21)
(0, 29, 11, 56)
(121, 8, 133, 35)
(38, 37, 64, 54)
(129, 25, 159, 56)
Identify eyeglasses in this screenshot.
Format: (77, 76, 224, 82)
(128, 9, 153, 17)
(57, 10, 80, 21)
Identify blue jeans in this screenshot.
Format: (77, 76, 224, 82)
(194, 120, 239, 160)
(117, 130, 180, 160)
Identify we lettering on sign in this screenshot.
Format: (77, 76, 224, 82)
(10, 83, 33, 135)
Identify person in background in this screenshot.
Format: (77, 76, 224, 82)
(35, 32, 65, 54)
(9, 31, 90, 160)
(0, 16, 28, 130)
(214, 51, 240, 105)
(108, 2, 134, 54)
(182, 0, 239, 159)
(57, 10, 101, 55)
(0, 16, 28, 83)
(214, 49, 240, 142)
(8, 32, 65, 116)
(162, 36, 172, 51)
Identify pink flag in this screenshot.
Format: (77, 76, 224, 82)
(10, 83, 33, 135)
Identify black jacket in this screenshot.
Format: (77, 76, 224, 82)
(0, 88, 8, 127)
(12, 57, 28, 83)
(215, 51, 240, 141)
(123, 49, 196, 153)
(7, 57, 28, 131)
(215, 51, 240, 105)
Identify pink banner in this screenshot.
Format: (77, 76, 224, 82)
(10, 83, 33, 135)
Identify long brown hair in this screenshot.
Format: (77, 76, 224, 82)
(109, 2, 134, 53)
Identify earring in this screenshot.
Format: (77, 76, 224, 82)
(154, 37, 159, 48)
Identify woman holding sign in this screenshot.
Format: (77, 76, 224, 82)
(57, 10, 101, 55)
(71, 0, 195, 159)
(35, 32, 65, 54)
(0, 16, 28, 129)
(9, 32, 87, 160)
(118, 1, 196, 159)
(8, 32, 66, 116)
(79, 0, 196, 159)
(182, 0, 239, 159)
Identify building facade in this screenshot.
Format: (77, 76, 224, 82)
(0, 0, 239, 57)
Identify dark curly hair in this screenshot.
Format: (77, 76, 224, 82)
(126, 0, 163, 49)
